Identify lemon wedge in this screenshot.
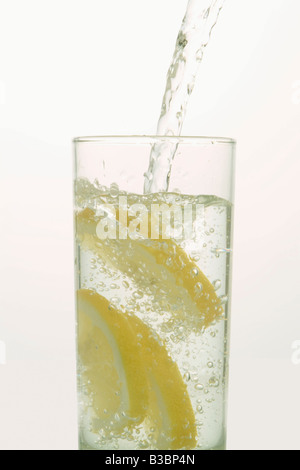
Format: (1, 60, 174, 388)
(77, 289, 148, 436)
(128, 312, 197, 449)
(143, 239, 223, 327)
(77, 289, 197, 450)
(76, 207, 223, 329)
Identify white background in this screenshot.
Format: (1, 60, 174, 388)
(0, 0, 300, 450)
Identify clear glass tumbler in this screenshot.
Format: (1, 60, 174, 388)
(73, 136, 236, 451)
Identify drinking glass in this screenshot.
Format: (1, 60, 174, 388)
(73, 136, 236, 450)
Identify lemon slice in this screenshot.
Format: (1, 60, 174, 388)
(77, 289, 148, 436)
(128, 313, 197, 450)
(76, 207, 223, 329)
(143, 239, 223, 327)
(77, 289, 197, 450)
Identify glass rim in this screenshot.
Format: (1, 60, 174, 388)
(73, 135, 236, 145)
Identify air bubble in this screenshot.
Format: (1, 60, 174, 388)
(133, 291, 143, 300)
(205, 397, 215, 404)
(220, 295, 228, 304)
(191, 267, 199, 277)
(209, 377, 220, 388)
(213, 279, 221, 291)
(195, 282, 203, 294)
(191, 373, 199, 383)
(183, 372, 190, 382)
(195, 383, 204, 391)
(109, 183, 119, 198)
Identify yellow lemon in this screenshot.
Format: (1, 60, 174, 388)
(128, 312, 197, 449)
(77, 289, 148, 435)
(77, 289, 197, 449)
(76, 207, 223, 329)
